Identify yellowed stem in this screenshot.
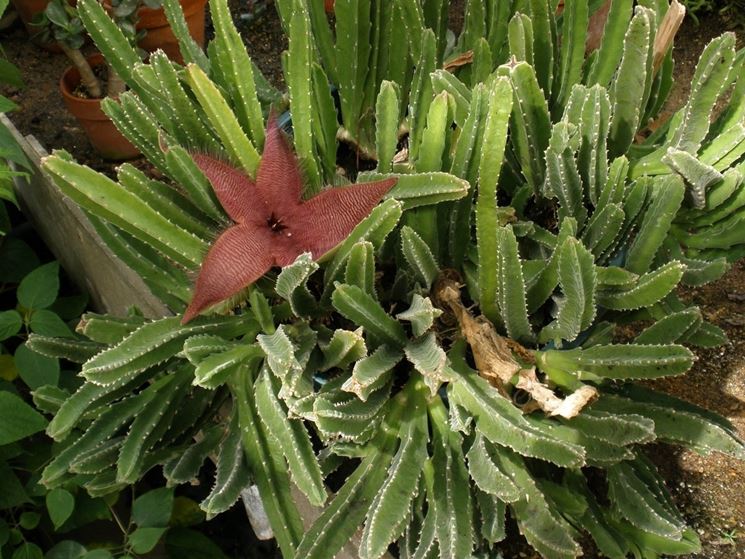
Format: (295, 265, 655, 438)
(59, 43, 102, 98)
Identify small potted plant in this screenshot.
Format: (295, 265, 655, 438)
(36, 0, 138, 159)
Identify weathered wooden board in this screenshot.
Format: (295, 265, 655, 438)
(2, 113, 170, 318)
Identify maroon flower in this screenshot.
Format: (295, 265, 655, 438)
(182, 118, 397, 323)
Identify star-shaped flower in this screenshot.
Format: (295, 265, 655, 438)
(181, 118, 397, 323)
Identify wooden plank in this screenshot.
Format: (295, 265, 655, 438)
(1, 113, 171, 318)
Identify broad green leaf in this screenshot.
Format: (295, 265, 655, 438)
(29, 310, 74, 338)
(477, 77, 513, 324)
(332, 283, 408, 348)
(0, 310, 22, 341)
(133, 487, 175, 528)
(17, 262, 59, 310)
(45, 541, 87, 559)
(0, 391, 47, 445)
(12, 543, 43, 559)
(255, 368, 326, 506)
(15, 343, 59, 389)
(129, 527, 168, 554)
(537, 343, 694, 380)
(46, 488, 75, 530)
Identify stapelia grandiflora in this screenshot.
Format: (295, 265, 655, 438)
(182, 118, 397, 323)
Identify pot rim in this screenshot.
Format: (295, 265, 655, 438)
(59, 53, 112, 120)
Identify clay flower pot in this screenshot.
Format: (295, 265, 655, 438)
(60, 53, 139, 161)
(10, 0, 50, 35)
(10, 0, 75, 51)
(137, 0, 208, 63)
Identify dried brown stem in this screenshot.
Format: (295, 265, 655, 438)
(107, 65, 127, 98)
(653, 0, 686, 73)
(59, 43, 103, 98)
(435, 274, 597, 419)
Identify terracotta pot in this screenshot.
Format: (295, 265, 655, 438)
(10, 0, 74, 51)
(137, 0, 208, 63)
(10, 0, 49, 35)
(60, 54, 139, 161)
(324, 0, 334, 13)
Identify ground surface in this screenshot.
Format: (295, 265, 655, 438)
(1, 3, 744, 558)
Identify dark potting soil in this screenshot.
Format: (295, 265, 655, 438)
(0, 3, 744, 558)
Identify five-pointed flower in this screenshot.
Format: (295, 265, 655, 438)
(181, 118, 397, 323)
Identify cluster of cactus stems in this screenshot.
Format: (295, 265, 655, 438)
(30, 0, 745, 557)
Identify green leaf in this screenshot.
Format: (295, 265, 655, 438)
(0, 461, 30, 508)
(286, 0, 322, 194)
(258, 325, 309, 399)
(477, 77, 513, 324)
(46, 489, 76, 530)
(29, 310, 74, 338)
(428, 398, 473, 559)
(200, 412, 251, 518)
(355, 172, 470, 209)
(128, 527, 168, 554)
(81, 550, 113, 559)
(598, 262, 684, 310)
(669, 33, 736, 155)
(404, 332, 454, 395)
(376, 81, 401, 173)
(498, 449, 581, 559)
(15, 343, 60, 389)
(0, 391, 47, 446)
(625, 175, 685, 274)
(466, 432, 521, 502)
(607, 460, 685, 539)
(0, 310, 22, 341)
(449, 366, 585, 467)
(550, 238, 596, 342)
(332, 283, 408, 348)
(164, 528, 229, 559)
(400, 226, 440, 289)
(81, 315, 256, 386)
(496, 226, 533, 343)
(395, 294, 442, 338)
(19, 511, 40, 530)
(42, 156, 207, 268)
(17, 262, 59, 310)
(360, 381, 428, 559)
(12, 543, 43, 559)
(132, 487, 174, 528)
(537, 343, 694, 380)
(276, 253, 319, 317)
(608, 7, 653, 157)
(45, 540, 87, 559)
(342, 345, 402, 402)
(185, 64, 260, 178)
(255, 368, 326, 507)
(231, 369, 304, 557)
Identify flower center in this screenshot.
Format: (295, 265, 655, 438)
(267, 213, 287, 233)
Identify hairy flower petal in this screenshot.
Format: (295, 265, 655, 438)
(191, 153, 267, 224)
(256, 117, 304, 210)
(182, 225, 276, 323)
(183, 117, 398, 323)
(292, 178, 398, 258)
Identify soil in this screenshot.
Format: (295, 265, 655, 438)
(1, 3, 744, 558)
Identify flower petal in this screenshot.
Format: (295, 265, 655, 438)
(191, 152, 267, 224)
(182, 224, 275, 323)
(256, 116, 304, 211)
(291, 178, 398, 258)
